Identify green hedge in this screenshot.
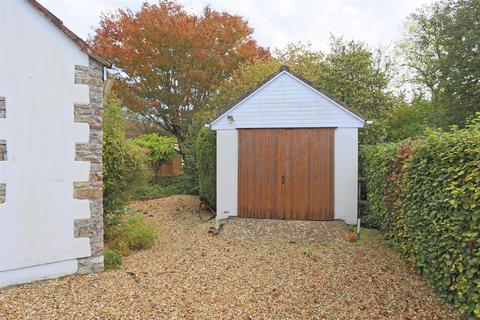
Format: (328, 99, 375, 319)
(361, 117, 480, 318)
(360, 142, 400, 228)
(195, 128, 216, 208)
(403, 128, 480, 317)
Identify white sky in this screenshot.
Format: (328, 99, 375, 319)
(38, 0, 435, 51)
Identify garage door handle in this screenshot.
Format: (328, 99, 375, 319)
(282, 175, 285, 184)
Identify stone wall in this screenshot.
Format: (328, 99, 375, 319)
(0, 97, 5, 118)
(73, 58, 104, 273)
(0, 97, 5, 204)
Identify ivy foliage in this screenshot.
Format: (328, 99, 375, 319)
(361, 114, 480, 318)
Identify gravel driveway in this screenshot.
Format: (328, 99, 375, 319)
(0, 195, 460, 319)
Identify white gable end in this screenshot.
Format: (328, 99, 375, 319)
(211, 71, 365, 130)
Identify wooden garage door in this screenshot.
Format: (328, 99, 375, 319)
(237, 129, 285, 219)
(238, 128, 334, 220)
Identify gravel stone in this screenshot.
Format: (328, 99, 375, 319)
(0, 195, 460, 319)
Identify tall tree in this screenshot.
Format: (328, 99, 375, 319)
(316, 36, 396, 119)
(400, 0, 480, 127)
(206, 40, 398, 144)
(90, 1, 269, 144)
(315, 36, 398, 143)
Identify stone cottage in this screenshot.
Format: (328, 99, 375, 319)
(0, 0, 113, 287)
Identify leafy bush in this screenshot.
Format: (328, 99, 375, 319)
(105, 215, 157, 256)
(103, 100, 150, 218)
(180, 133, 199, 195)
(195, 128, 216, 208)
(104, 249, 122, 269)
(361, 115, 480, 317)
(181, 110, 216, 195)
(134, 134, 177, 177)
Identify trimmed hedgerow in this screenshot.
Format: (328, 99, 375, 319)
(195, 127, 216, 209)
(360, 142, 399, 228)
(361, 115, 480, 318)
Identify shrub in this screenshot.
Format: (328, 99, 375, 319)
(103, 99, 151, 218)
(106, 215, 157, 255)
(133, 134, 177, 177)
(181, 110, 216, 195)
(104, 249, 122, 269)
(361, 115, 480, 318)
(180, 133, 199, 195)
(195, 127, 216, 208)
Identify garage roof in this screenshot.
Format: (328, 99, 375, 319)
(210, 66, 366, 130)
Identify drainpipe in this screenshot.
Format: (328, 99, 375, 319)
(103, 66, 120, 99)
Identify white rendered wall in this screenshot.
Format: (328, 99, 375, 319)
(334, 128, 358, 224)
(0, 259, 78, 288)
(216, 130, 238, 220)
(215, 128, 359, 224)
(0, 0, 92, 285)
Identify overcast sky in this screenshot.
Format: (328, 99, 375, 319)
(38, 0, 435, 51)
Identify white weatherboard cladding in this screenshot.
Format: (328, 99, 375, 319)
(211, 72, 364, 130)
(0, 0, 91, 281)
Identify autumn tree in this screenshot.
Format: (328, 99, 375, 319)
(90, 1, 269, 145)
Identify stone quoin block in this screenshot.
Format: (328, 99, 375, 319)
(0, 184, 5, 204)
(0, 140, 6, 161)
(0, 97, 6, 204)
(0, 97, 5, 118)
(73, 59, 105, 274)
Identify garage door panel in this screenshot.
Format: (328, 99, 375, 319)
(309, 128, 334, 220)
(238, 128, 334, 220)
(238, 129, 284, 219)
(285, 129, 310, 220)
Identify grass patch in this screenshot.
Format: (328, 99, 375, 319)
(104, 249, 123, 269)
(133, 175, 190, 198)
(105, 214, 157, 256)
(346, 225, 380, 246)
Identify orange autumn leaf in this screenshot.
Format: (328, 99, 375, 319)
(89, 1, 270, 143)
